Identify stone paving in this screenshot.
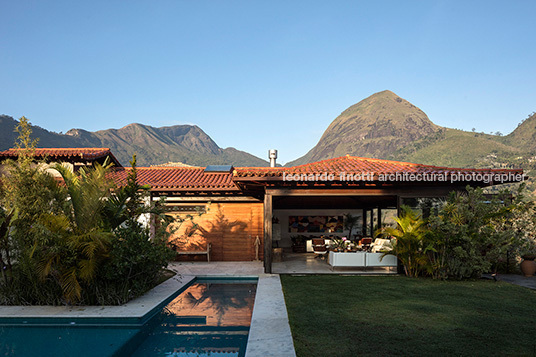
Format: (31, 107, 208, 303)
(494, 274, 536, 290)
(168, 260, 265, 276)
(272, 252, 397, 275)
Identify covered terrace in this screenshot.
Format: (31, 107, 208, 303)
(233, 155, 524, 273)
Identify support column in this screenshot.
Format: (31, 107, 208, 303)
(395, 195, 403, 274)
(370, 210, 374, 237)
(377, 208, 382, 233)
(264, 193, 273, 274)
(362, 209, 367, 236)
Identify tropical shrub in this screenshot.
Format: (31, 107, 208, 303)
(0, 118, 176, 305)
(380, 206, 432, 277)
(30, 161, 114, 304)
(86, 156, 175, 305)
(0, 118, 68, 304)
(382, 186, 534, 280)
(90, 220, 173, 304)
(428, 186, 530, 279)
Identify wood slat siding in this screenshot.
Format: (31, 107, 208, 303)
(168, 202, 264, 261)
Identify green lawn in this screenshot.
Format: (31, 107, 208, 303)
(280, 275, 536, 357)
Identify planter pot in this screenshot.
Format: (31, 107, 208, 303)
(520, 258, 536, 277)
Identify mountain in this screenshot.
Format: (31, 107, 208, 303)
(288, 91, 534, 170)
(288, 90, 441, 166)
(0, 115, 80, 148)
(504, 112, 536, 152)
(3, 91, 535, 172)
(0, 116, 268, 167)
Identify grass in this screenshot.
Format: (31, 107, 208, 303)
(280, 275, 536, 357)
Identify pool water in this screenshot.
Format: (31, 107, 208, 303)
(0, 278, 257, 357)
(125, 278, 258, 356)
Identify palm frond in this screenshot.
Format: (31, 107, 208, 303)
(60, 268, 82, 303)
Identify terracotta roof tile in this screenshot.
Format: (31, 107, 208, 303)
(233, 155, 524, 182)
(0, 148, 122, 167)
(111, 167, 239, 191)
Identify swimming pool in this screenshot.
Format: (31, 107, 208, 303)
(0, 277, 258, 357)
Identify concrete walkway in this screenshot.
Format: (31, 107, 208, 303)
(494, 274, 536, 290)
(245, 275, 296, 357)
(168, 260, 265, 276)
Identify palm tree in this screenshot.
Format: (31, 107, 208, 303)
(33, 161, 114, 304)
(380, 207, 431, 277)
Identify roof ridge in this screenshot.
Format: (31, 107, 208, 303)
(291, 155, 468, 170)
(134, 166, 208, 171)
(289, 156, 343, 169)
(345, 155, 422, 167)
(6, 147, 110, 150)
(235, 166, 286, 170)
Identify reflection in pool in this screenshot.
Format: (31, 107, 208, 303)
(127, 278, 257, 357)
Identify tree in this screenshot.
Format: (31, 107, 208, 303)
(0, 207, 15, 285)
(102, 155, 150, 231)
(0, 119, 178, 305)
(0, 117, 67, 304)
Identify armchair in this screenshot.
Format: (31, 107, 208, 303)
(311, 238, 328, 259)
(370, 238, 392, 253)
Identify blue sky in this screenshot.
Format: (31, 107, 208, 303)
(1, 1, 535, 164)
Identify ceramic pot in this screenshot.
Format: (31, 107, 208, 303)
(520, 256, 536, 277)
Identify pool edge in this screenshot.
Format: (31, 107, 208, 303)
(245, 275, 297, 357)
(0, 275, 196, 323)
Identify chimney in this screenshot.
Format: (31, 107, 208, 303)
(268, 149, 278, 167)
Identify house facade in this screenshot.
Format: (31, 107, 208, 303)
(0, 148, 525, 273)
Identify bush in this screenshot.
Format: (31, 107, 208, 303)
(428, 186, 531, 279)
(382, 186, 534, 280)
(380, 207, 431, 277)
(0, 118, 177, 305)
(85, 221, 174, 305)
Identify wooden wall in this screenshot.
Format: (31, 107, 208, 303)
(168, 202, 264, 261)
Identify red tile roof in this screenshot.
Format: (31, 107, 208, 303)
(233, 155, 524, 183)
(3, 147, 522, 190)
(0, 148, 122, 167)
(110, 155, 524, 191)
(111, 167, 239, 191)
